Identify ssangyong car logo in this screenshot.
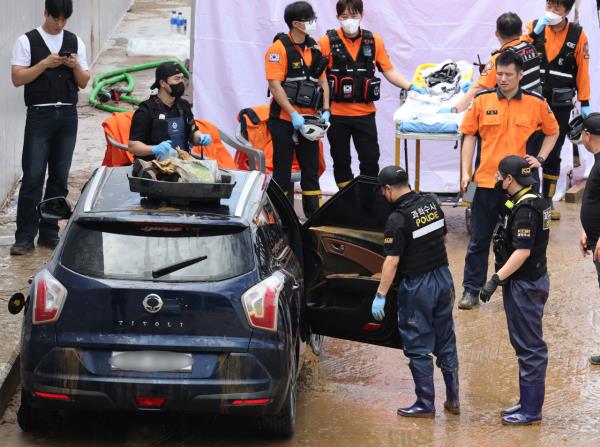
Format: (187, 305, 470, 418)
(143, 294, 163, 314)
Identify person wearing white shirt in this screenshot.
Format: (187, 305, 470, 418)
(10, 0, 90, 256)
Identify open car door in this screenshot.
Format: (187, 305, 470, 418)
(302, 176, 403, 349)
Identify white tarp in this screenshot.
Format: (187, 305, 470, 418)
(193, 0, 600, 194)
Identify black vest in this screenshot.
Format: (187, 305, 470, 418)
(493, 40, 542, 92)
(24, 29, 79, 106)
(394, 193, 448, 278)
(145, 96, 190, 144)
(532, 21, 582, 93)
(493, 190, 550, 281)
(326, 29, 380, 103)
(269, 33, 325, 119)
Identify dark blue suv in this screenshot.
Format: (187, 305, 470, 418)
(14, 166, 403, 437)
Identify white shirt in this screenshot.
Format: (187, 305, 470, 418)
(11, 26, 89, 106)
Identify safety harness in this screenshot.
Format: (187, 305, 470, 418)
(493, 40, 542, 92)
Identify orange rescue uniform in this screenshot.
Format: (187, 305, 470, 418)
(265, 35, 325, 122)
(317, 29, 394, 116)
(476, 39, 523, 89)
(460, 88, 559, 188)
(523, 20, 590, 101)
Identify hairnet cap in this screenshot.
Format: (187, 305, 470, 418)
(151, 62, 183, 90)
(583, 113, 600, 136)
(499, 156, 534, 186)
(377, 165, 409, 186)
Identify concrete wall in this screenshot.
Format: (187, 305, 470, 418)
(0, 0, 132, 206)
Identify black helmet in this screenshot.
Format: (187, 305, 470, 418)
(568, 115, 584, 145)
(425, 62, 460, 98)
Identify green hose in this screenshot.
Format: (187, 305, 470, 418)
(89, 58, 189, 113)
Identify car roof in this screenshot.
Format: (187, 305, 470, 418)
(75, 166, 267, 226)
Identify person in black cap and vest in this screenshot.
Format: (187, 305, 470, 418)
(129, 61, 212, 160)
(10, 0, 90, 255)
(577, 114, 600, 365)
(480, 155, 551, 425)
(372, 165, 459, 419)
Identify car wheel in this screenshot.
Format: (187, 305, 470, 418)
(309, 332, 325, 356)
(17, 390, 45, 433)
(261, 343, 298, 438)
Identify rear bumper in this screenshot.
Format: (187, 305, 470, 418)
(21, 347, 289, 415)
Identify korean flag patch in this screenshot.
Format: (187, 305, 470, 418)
(269, 53, 280, 62)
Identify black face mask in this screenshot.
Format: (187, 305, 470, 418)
(495, 178, 508, 195)
(168, 82, 185, 98)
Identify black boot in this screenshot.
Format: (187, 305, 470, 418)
(501, 383, 544, 425)
(590, 355, 600, 365)
(442, 371, 460, 414)
(458, 289, 479, 310)
(397, 376, 435, 418)
(302, 194, 321, 219)
(501, 402, 521, 416)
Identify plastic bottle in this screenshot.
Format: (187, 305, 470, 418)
(170, 11, 177, 34)
(176, 12, 183, 34)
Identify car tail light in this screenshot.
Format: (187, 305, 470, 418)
(32, 269, 67, 325)
(241, 272, 285, 332)
(231, 398, 272, 406)
(135, 396, 167, 409)
(34, 391, 70, 401)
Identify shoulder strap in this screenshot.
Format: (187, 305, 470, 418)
(531, 20, 547, 57)
(327, 29, 352, 69)
(61, 30, 78, 53)
(274, 33, 309, 79)
(238, 107, 261, 140)
(357, 29, 376, 76)
(558, 22, 582, 70)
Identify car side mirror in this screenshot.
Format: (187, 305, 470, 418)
(38, 197, 72, 220)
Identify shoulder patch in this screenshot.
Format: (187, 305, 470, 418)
(268, 53, 280, 62)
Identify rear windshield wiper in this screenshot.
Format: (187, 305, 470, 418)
(152, 255, 208, 279)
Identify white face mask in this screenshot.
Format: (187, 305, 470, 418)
(303, 19, 317, 35)
(544, 10, 564, 26)
(340, 18, 360, 35)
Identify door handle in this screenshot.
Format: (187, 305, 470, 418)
(330, 242, 345, 253)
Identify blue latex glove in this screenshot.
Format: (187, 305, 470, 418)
(461, 81, 473, 93)
(151, 140, 173, 157)
(320, 110, 331, 123)
(371, 292, 386, 321)
(199, 133, 212, 146)
(409, 84, 426, 95)
(534, 16, 553, 35)
(291, 111, 305, 130)
(582, 106, 593, 119)
(438, 107, 454, 114)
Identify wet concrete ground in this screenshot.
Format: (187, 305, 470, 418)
(1, 203, 600, 446)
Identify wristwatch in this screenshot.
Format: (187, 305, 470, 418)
(536, 156, 545, 165)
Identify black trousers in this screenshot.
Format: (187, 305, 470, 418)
(526, 103, 573, 198)
(268, 117, 320, 195)
(397, 266, 458, 378)
(503, 275, 549, 385)
(327, 113, 380, 186)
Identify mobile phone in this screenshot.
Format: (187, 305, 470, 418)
(59, 51, 72, 58)
(462, 181, 477, 204)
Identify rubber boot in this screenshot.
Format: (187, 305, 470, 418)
(501, 402, 521, 416)
(397, 376, 435, 418)
(542, 175, 560, 220)
(442, 371, 460, 414)
(302, 193, 321, 219)
(501, 383, 544, 425)
(458, 289, 479, 310)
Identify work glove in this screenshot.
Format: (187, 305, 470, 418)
(480, 273, 503, 303)
(320, 110, 331, 124)
(371, 292, 386, 321)
(291, 111, 305, 130)
(199, 133, 212, 146)
(151, 140, 173, 157)
(582, 106, 593, 119)
(408, 84, 427, 95)
(438, 107, 454, 114)
(461, 81, 473, 93)
(533, 16, 553, 35)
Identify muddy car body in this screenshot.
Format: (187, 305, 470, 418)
(17, 166, 403, 437)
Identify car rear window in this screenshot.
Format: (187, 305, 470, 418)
(60, 222, 254, 282)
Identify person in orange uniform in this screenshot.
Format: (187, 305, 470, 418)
(457, 51, 559, 310)
(265, 1, 330, 218)
(522, 0, 592, 220)
(449, 12, 541, 114)
(317, 0, 425, 189)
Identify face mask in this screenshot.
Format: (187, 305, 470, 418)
(168, 82, 185, 98)
(544, 10, 563, 26)
(495, 178, 508, 194)
(303, 19, 317, 35)
(340, 18, 360, 35)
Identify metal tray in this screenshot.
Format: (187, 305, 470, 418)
(128, 171, 236, 204)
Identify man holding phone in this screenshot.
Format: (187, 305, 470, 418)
(10, 0, 89, 255)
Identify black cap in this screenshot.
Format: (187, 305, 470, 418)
(151, 62, 183, 90)
(583, 113, 600, 136)
(498, 156, 534, 186)
(377, 165, 409, 187)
